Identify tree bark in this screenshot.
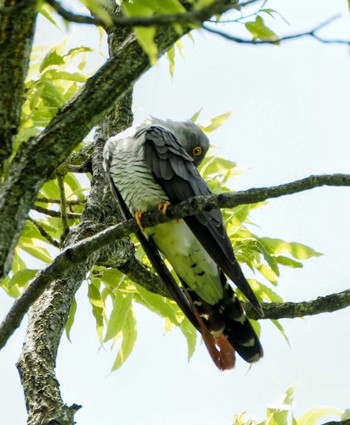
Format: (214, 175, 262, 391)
(0, 0, 37, 172)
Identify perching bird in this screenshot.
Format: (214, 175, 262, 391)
(103, 118, 263, 370)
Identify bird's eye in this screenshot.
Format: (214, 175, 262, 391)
(192, 146, 203, 157)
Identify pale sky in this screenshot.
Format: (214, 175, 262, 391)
(1, 1, 350, 424)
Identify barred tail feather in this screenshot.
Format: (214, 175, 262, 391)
(221, 282, 263, 363)
(186, 278, 263, 365)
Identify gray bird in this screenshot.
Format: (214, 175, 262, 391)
(103, 118, 263, 370)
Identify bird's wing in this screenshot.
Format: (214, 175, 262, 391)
(143, 125, 262, 315)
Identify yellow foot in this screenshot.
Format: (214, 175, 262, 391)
(158, 201, 171, 216)
(135, 210, 144, 230)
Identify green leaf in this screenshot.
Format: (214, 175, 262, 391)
(259, 238, 323, 260)
(201, 111, 231, 133)
(8, 269, 38, 288)
(20, 242, 52, 263)
(283, 385, 295, 406)
(271, 319, 289, 344)
(135, 284, 181, 325)
(65, 297, 77, 342)
(42, 69, 87, 83)
(276, 255, 303, 268)
(80, 0, 113, 26)
(245, 16, 279, 42)
(104, 291, 132, 342)
(111, 306, 137, 370)
(297, 407, 342, 425)
(179, 317, 197, 360)
(167, 47, 175, 76)
(256, 264, 278, 285)
(38, 3, 62, 29)
(40, 49, 65, 73)
(41, 80, 66, 108)
(88, 282, 104, 343)
(122, 2, 158, 64)
(342, 408, 350, 420)
(249, 280, 284, 303)
(190, 108, 202, 123)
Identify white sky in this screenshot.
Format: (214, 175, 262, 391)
(1, 1, 350, 424)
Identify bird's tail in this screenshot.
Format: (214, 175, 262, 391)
(187, 277, 263, 364)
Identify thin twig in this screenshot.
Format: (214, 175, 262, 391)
(203, 15, 350, 45)
(33, 205, 81, 219)
(28, 217, 60, 248)
(45, 0, 233, 27)
(36, 197, 86, 205)
(56, 173, 70, 245)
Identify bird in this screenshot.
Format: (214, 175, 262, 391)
(103, 118, 263, 370)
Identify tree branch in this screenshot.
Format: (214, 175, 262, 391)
(244, 289, 350, 321)
(32, 205, 81, 219)
(203, 15, 350, 45)
(0, 0, 37, 173)
(45, 0, 237, 28)
(1, 173, 350, 350)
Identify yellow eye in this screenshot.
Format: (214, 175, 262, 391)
(192, 146, 203, 157)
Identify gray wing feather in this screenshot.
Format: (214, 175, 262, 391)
(143, 125, 262, 314)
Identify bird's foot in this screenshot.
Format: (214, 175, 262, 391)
(135, 210, 144, 230)
(158, 201, 171, 216)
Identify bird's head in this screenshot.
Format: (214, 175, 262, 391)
(149, 118, 209, 166)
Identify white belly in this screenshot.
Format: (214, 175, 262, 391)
(145, 219, 223, 304)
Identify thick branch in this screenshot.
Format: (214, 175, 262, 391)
(16, 8, 140, 423)
(0, 0, 37, 171)
(1, 173, 350, 349)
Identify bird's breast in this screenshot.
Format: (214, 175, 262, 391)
(106, 134, 168, 213)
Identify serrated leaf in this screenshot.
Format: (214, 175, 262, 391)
(297, 407, 342, 425)
(66, 297, 77, 342)
(112, 306, 137, 370)
(245, 16, 279, 43)
(104, 292, 132, 342)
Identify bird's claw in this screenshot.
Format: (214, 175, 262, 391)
(135, 210, 144, 230)
(158, 201, 171, 216)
